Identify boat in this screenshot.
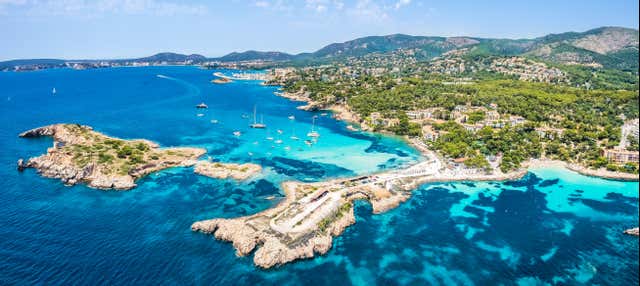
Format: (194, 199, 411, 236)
(288, 115, 295, 120)
(304, 140, 313, 146)
(196, 102, 208, 109)
(250, 105, 267, 128)
(290, 136, 300, 140)
(233, 131, 241, 137)
(284, 146, 291, 151)
(307, 116, 320, 138)
(248, 152, 254, 156)
(197, 113, 204, 117)
(210, 119, 219, 124)
(266, 137, 274, 141)
(52, 87, 56, 95)
(320, 113, 327, 116)
(275, 139, 283, 144)
(241, 113, 249, 119)
(277, 129, 283, 134)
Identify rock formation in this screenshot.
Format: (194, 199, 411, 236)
(194, 161, 261, 180)
(18, 124, 206, 190)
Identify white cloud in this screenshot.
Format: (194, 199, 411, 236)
(350, 0, 389, 22)
(0, 0, 27, 14)
(394, 0, 411, 10)
(254, 1, 269, 8)
(252, 0, 293, 12)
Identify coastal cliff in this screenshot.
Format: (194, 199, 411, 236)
(18, 124, 206, 190)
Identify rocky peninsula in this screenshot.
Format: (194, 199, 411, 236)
(194, 161, 261, 180)
(17, 124, 206, 190)
(192, 152, 528, 268)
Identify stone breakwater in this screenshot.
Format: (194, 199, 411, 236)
(17, 124, 206, 190)
(194, 161, 261, 180)
(192, 159, 528, 268)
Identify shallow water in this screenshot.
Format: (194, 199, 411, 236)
(0, 67, 637, 285)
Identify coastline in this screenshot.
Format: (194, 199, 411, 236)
(274, 88, 639, 182)
(525, 159, 639, 181)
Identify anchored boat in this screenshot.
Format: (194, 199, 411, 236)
(250, 105, 266, 128)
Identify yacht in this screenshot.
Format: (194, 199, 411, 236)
(196, 102, 208, 109)
(250, 105, 266, 128)
(288, 115, 295, 120)
(307, 116, 320, 138)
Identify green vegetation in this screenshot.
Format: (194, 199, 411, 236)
(278, 53, 638, 172)
(57, 124, 198, 175)
(317, 202, 352, 232)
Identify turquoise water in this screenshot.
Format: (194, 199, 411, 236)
(0, 66, 637, 285)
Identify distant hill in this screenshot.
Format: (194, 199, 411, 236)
(1, 26, 637, 71)
(215, 51, 294, 62)
(525, 27, 639, 69)
(0, 58, 66, 68)
(133, 52, 207, 62)
(305, 34, 480, 59)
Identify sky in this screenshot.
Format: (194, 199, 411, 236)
(0, 0, 638, 60)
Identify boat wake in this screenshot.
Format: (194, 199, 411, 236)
(156, 74, 175, 80)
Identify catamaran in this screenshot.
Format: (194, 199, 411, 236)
(307, 116, 320, 138)
(250, 105, 266, 128)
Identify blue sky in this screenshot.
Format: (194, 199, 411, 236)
(0, 0, 638, 60)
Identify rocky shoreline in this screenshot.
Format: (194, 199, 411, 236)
(17, 124, 206, 190)
(192, 156, 529, 268)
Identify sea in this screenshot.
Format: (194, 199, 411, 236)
(0, 66, 637, 286)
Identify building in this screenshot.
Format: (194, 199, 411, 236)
(603, 149, 640, 164)
(422, 125, 440, 141)
(509, 115, 526, 126)
(535, 127, 564, 140)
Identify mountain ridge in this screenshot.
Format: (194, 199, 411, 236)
(2, 26, 637, 70)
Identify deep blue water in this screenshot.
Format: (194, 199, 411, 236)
(0, 66, 638, 285)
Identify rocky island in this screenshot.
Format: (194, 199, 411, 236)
(17, 124, 206, 190)
(194, 161, 261, 180)
(211, 77, 232, 84)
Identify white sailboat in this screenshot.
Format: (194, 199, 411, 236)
(290, 125, 299, 140)
(250, 105, 266, 128)
(307, 116, 320, 138)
